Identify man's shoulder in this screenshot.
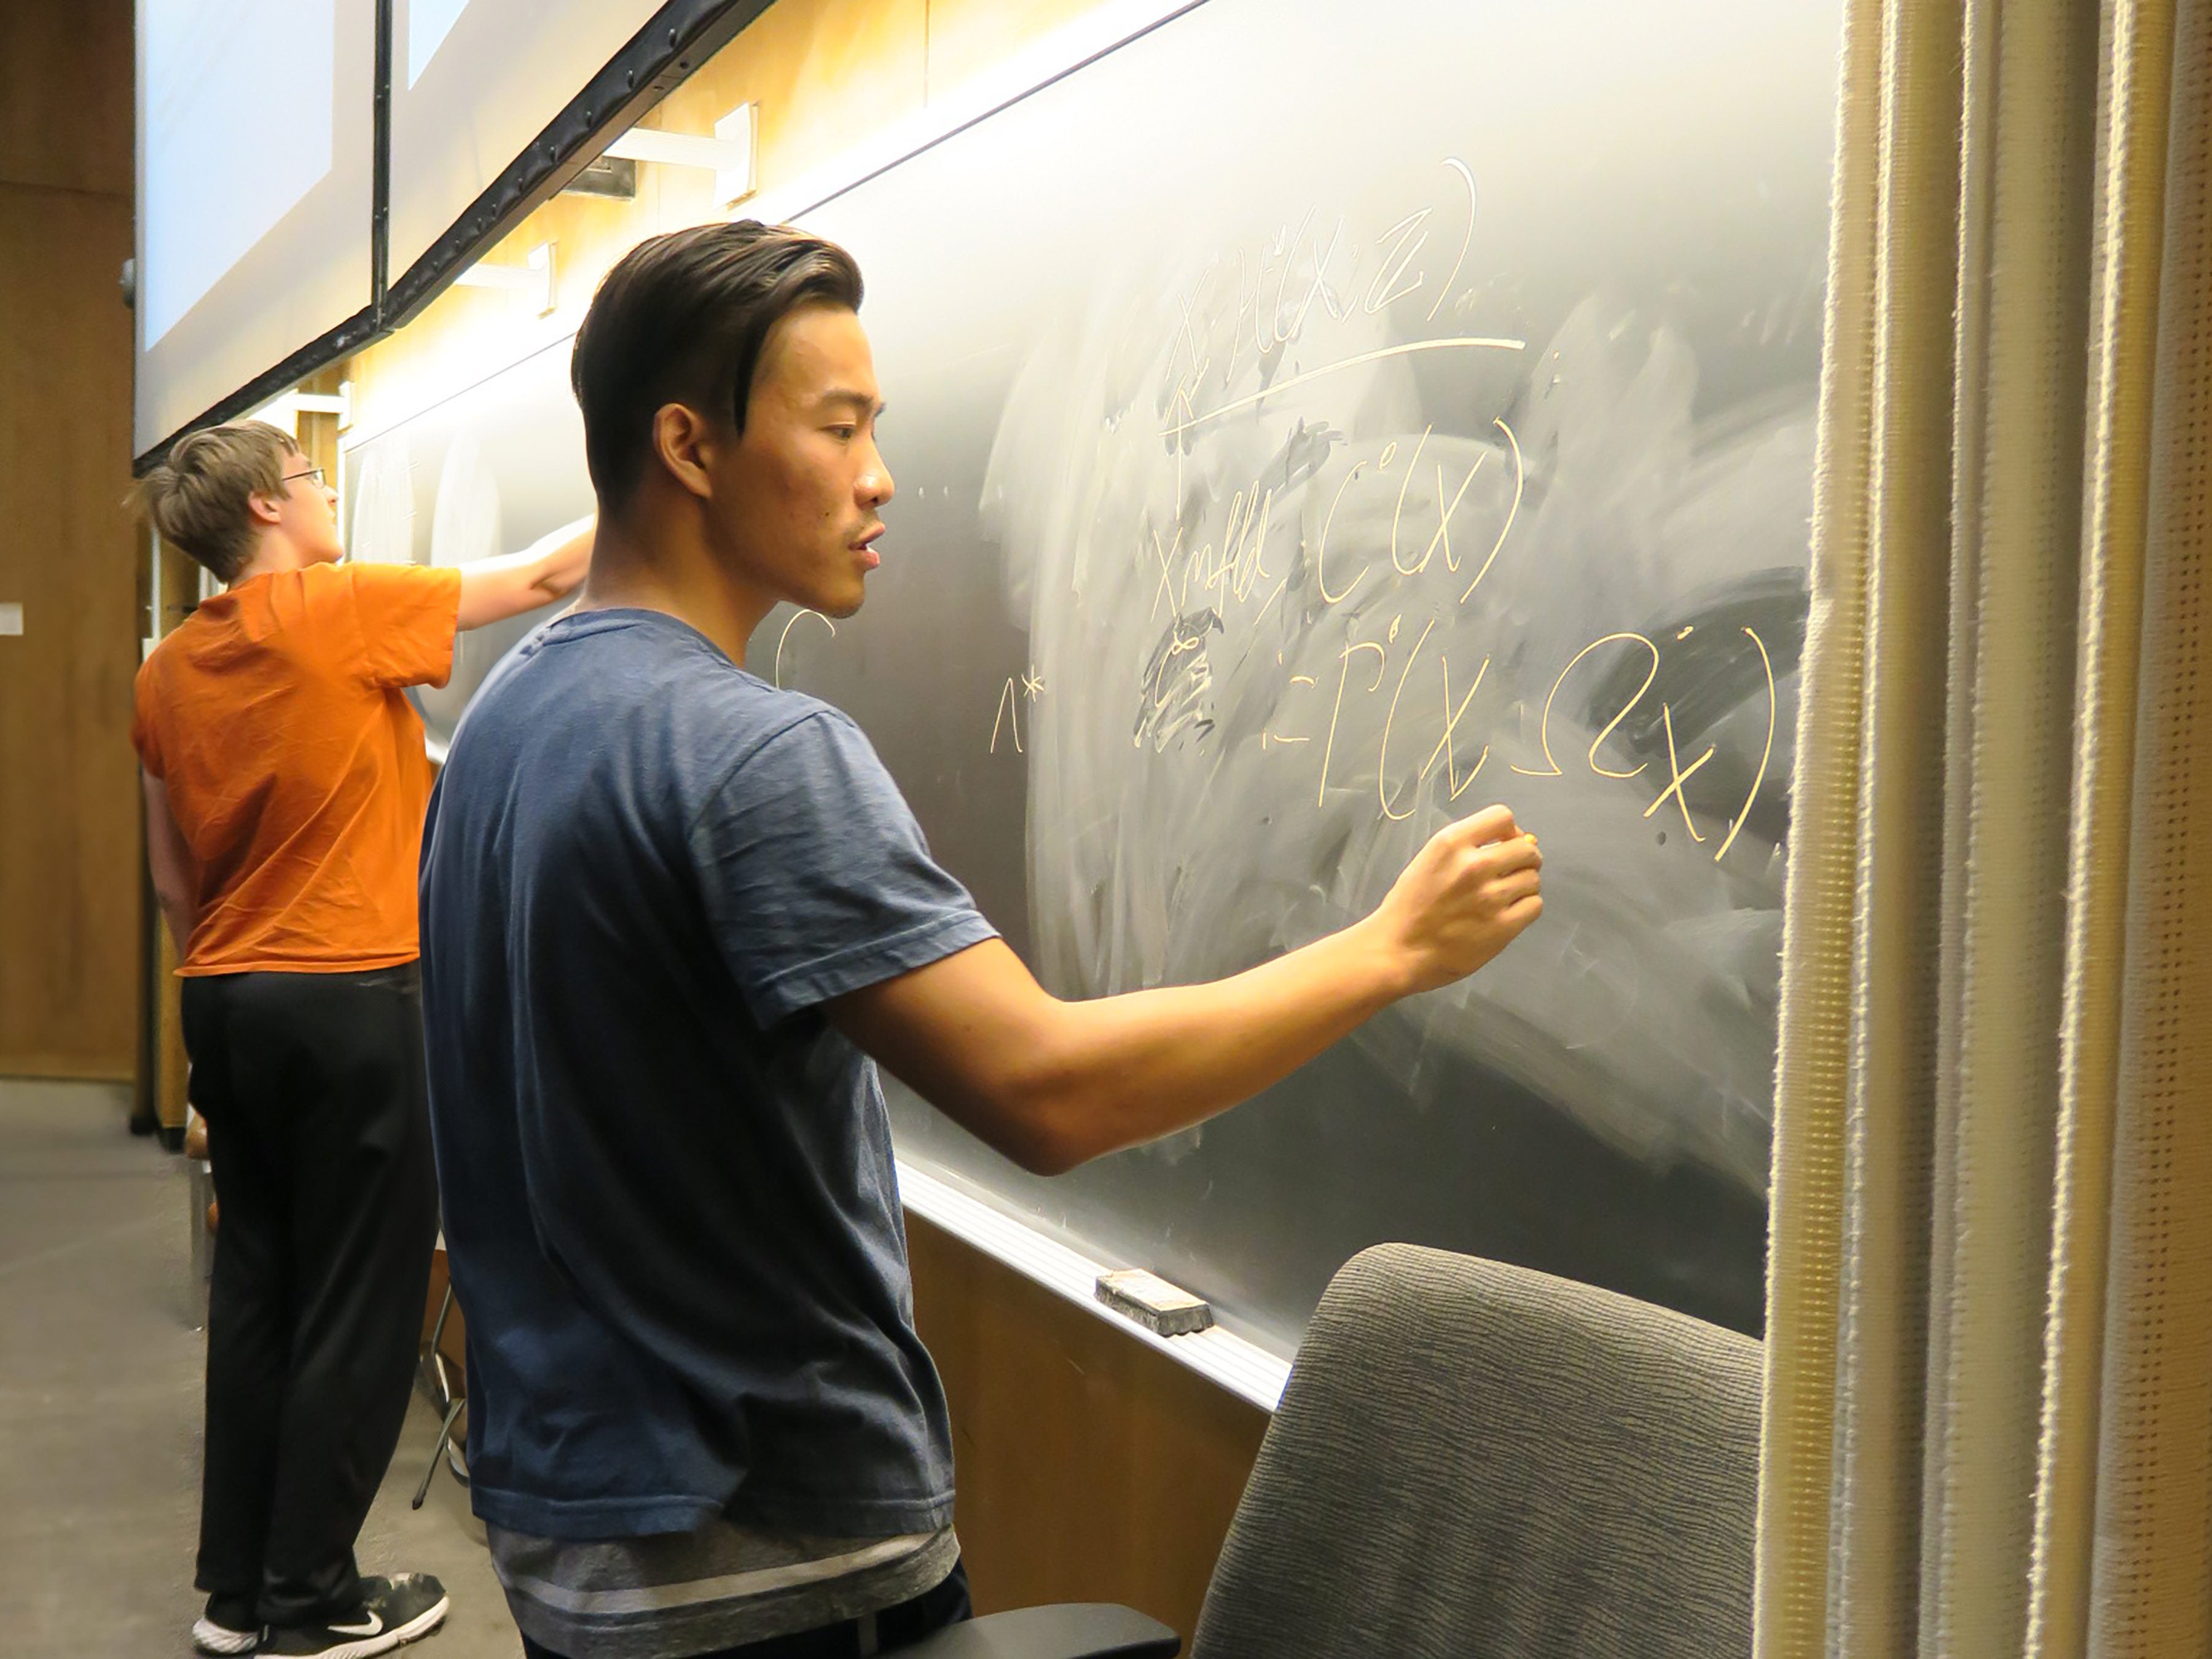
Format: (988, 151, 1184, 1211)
(282, 558, 369, 609)
(136, 624, 181, 687)
(447, 611, 853, 798)
(484, 610, 811, 729)
(136, 603, 220, 691)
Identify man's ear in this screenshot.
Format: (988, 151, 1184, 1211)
(244, 489, 284, 527)
(650, 403, 721, 501)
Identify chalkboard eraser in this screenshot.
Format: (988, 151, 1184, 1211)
(1095, 1269, 1214, 1338)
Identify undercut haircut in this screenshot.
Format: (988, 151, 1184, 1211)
(570, 219, 865, 510)
(135, 422, 301, 583)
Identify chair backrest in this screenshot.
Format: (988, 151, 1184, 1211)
(1190, 1245, 1761, 1659)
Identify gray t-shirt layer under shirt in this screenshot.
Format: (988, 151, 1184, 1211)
(420, 608, 999, 1557)
(488, 1517, 960, 1658)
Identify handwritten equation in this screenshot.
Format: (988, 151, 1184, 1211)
(990, 406, 1778, 865)
(766, 151, 1803, 881)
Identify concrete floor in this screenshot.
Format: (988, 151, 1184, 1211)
(0, 1080, 516, 1658)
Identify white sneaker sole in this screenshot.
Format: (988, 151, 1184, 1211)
(191, 1618, 259, 1655)
(388, 1592, 450, 1649)
(270, 1593, 449, 1659)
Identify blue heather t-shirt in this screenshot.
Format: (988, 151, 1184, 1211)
(418, 608, 997, 1541)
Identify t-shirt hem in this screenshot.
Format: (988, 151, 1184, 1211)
(176, 948, 421, 978)
(751, 912, 999, 1022)
(731, 1488, 959, 1536)
(473, 1485, 728, 1540)
(473, 1483, 957, 1542)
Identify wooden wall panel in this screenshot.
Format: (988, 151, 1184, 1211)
(656, 0, 928, 190)
(145, 538, 199, 1131)
(153, 908, 189, 1132)
(0, 0, 133, 197)
(908, 1214, 1269, 1645)
(0, 181, 141, 1080)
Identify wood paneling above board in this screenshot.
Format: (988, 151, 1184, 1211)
(656, 0, 928, 195)
(0, 0, 133, 198)
(0, 183, 143, 1078)
(924, 0, 1131, 99)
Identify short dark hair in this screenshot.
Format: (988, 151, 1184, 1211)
(570, 220, 865, 509)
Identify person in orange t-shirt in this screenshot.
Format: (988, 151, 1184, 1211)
(131, 420, 592, 1659)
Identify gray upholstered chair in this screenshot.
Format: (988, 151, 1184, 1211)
(908, 1242, 1763, 1659)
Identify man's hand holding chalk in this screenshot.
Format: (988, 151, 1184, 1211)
(1367, 804, 1544, 995)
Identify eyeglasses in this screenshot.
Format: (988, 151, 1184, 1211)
(279, 465, 326, 489)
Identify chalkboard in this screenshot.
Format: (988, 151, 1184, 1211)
(350, 0, 1840, 1349)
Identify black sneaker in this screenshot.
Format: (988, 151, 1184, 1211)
(191, 1591, 260, 1655)
(259, 1574, 450, 1658)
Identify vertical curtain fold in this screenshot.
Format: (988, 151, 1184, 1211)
(2085, 6, 2212, 1647)
(1832, 0, 1963, 1648)
(1924, 0, 2100, 1649)
(1757, 1, 1883, 1647)
(1759, 0, 2211, 1654)
(2027, 1, 2175, 1653)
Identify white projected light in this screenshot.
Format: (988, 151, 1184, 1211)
(134, 0, 374, 457)
(408, 0, 473, 88)
(144, 0, 335, 345)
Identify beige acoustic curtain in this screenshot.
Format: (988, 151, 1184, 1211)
(1759, 0, 2212, 1653)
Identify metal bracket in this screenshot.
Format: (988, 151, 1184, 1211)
(452, 239, 557, 316)
(603, 102, 757, 208)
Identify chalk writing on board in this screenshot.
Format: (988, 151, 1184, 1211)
(990, 677, 1024, 755)
(774, 609, 837, 690)
(977, 152, 1814, 1192)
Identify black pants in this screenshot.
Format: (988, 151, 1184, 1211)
(182, 965, 440, 1628)
(520, 1559, 972, 1659)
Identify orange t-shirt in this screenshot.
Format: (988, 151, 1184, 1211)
(130, 561, 465, 976)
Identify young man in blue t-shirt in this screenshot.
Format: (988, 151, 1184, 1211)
(418, 220, 1543, 1659)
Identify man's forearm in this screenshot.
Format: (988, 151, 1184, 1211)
(141, 772, 201, 962)
(1022, 922, 1407, 1168)
(524, 516, 594, 602)
(834, 810, 1542, 1176)
(855, 927, 1412, 1176)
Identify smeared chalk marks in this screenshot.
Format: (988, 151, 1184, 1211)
(1134, 608, 1223, 752)
(1161, 337, 1526, 439)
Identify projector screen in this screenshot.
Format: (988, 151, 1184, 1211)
(134, 0, 376, 461)
(385, 0, 672, 284)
